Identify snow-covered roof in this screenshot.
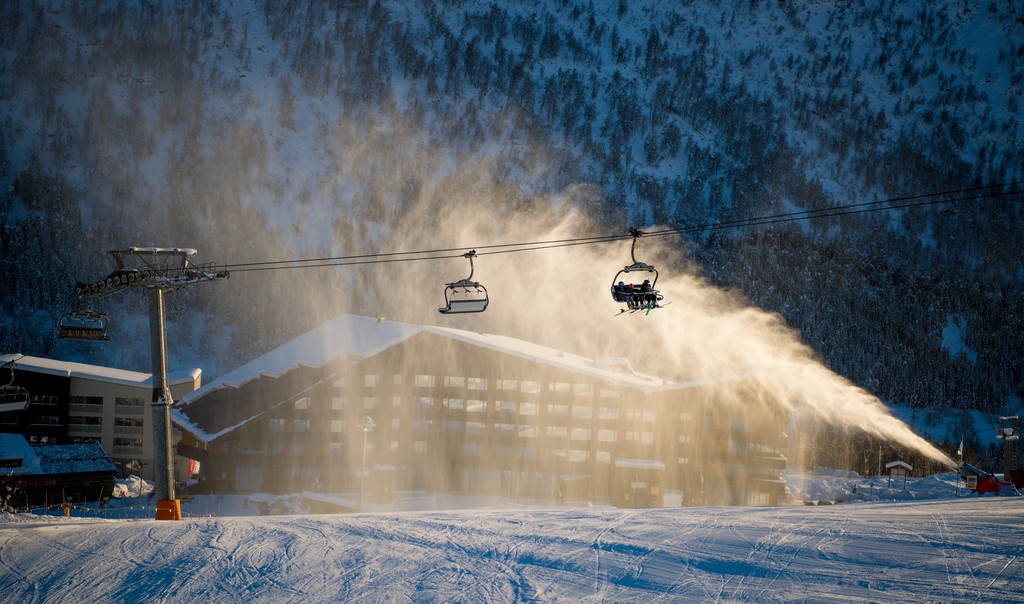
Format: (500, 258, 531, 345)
(885, 460, 913, 471)
(0, 353, 201, 388)
(180, 315, 675, 407)
(178, 315, 421, 405)
(0, 433, 116, 476)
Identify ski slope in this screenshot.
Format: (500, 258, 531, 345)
(2, 498, 1022, 603)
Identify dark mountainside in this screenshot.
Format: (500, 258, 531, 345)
(1, 1, 1022, 467)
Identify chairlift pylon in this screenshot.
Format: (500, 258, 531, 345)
(438, 250, 489, 314)
(611, 229, 665, 313)
(57, 307, 110, 341)
(0, 360, 29, 412)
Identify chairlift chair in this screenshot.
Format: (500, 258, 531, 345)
(57, 308, 110, 341)
(611, 229, 665, 313)
(0, 361, 29, 412)
(438, 250, 489, 314)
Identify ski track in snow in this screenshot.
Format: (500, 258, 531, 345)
(1, 499, 1023, 603)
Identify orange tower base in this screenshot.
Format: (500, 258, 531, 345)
(155, 499, 182, 520)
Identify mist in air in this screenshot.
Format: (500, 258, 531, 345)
(294, 151, 954, 473)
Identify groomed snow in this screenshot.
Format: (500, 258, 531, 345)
(1, 472, 1021, 603)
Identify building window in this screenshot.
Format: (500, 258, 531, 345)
(570, 428, 590, 441)
(496, 401, 516, 413)
(115, 397, 144, 407)
(391, 418, 400, 429)
(467, 377, 488, 391)
(415, 374, 435, 388)
(363, 397, 377, 410)
(364, 374, 380, 388)
(269, 419, 285, 432)
(549, 382, 570, 394)
(413, 441, 428, 454)
(597, 429, 617, 442)
(416, 396, 434, 410)
(493, 445, 513, 456)
(444, 376, 465, 387)
(574, 384, 593, 397)
(596, 451, 612, 463)
(598, 407, 619, 420)
(294, 419, 309, 432)
(0, 414, 17, 425)
(571, 405, 592, 419)
(392, 396, 402, 408)
(548, 403, 568, 416)
(443, 398, 464, 410)
(443, 420, 463, 432)
(677, 412, 692, 421)
(329, 442, 342, 455)
(642, 432, 655, 445)
(466, 399, 486, 413)
(677, 457, 689, 465)
(519, 402, 539, 416)
(332, 397, 345, 410)
(547, 426, 567, 437)
(520, 380, 541, 393)
(518, 447, 536, 459)
(71, 415, 102, 425)
(34, 395, 60, 406)
(294, 397, 310, 410)
(519, 425, 538, 438)
(494, 423, 515, 435)
(293, 443, 305, 455)
(72, 396, 103, 405)
(464, 444, 483, 456)
(393, 374, 404, 385)
(390, 440, 400, 451)
(599, 388, 620, 399)
(496, 379, 518, 391)
(114, 417, 143, 427)
(113, 437, 143, 449)
(466, 421, 485, 434)
(678, 434, 691, 443)
(331, 420, 344, 433)
(270, 443, 284, 455)
(569, 450, 589, 462)
(31, 415, 62, 426)
(414, 419, 433, 432)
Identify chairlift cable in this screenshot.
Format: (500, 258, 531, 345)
(207, 181, 1024, 273)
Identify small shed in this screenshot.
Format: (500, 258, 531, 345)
(885, 460, 912, 490)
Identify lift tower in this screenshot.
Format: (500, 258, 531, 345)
(64, 247, 228, 517)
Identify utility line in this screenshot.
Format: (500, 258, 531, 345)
(222, 181, 1023, 273)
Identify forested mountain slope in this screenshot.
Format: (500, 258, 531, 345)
(1, 1, 1022, 459)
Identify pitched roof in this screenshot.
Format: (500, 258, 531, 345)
(0, 433, 116, 476)
(0, 353, 200, 388)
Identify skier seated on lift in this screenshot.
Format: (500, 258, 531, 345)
(613, 281, 634, 306)
(638, 279, 655, 307)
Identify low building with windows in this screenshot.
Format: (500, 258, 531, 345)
(0, 432, 117, 506)
(0, 353, 201, 482)
(174, 315, 788, 506)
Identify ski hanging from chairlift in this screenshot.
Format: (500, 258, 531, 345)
(438, 250, 489, 314)
(611, 229, 666, 315)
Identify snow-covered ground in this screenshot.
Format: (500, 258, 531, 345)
(2, 471, 1022, 602)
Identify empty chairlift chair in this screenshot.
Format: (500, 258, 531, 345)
(57, 308, 110, 341)
(438, 250, 489, 314)
(0, 360, 29, 412)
